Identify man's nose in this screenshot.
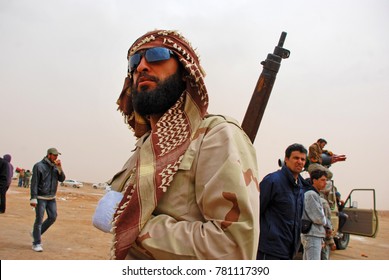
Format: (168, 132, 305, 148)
(135, 56, 150, 72)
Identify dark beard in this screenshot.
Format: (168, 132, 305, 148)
(131, 72, 186, 116)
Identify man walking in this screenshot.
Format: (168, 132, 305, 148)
(30, 148, 65, 252)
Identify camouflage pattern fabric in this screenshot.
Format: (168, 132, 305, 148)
(110, 115, 259, 259)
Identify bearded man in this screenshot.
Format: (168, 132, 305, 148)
(106, 30, 259, 260)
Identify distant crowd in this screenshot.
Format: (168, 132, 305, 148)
(0, 154, 34, 213)
(15, 167, 32, 188)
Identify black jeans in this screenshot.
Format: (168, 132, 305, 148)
(32, 199, 57, 245)
(0, 187, 8, 213)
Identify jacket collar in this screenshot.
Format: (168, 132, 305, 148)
(43, 157, 56, 168)
(281, 165, 301, 186)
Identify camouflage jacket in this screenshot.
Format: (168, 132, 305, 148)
(110, 115, 259, 259)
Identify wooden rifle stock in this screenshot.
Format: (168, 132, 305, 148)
(241, 32, 290, 143)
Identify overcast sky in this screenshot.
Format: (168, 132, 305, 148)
(1, 0, 388, 210)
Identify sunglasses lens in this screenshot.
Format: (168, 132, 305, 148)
(129, 53, 141, 72)
(128, 47, 173, 72)
(145, 47, 172, 62)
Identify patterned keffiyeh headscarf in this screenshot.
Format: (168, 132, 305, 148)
(112, 30, 209, 259)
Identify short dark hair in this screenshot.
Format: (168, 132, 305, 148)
(317, 138, 327, 144)
(285, 143, 307, 158)
(310, 169, 328, 181)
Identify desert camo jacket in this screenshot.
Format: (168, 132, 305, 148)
(110, 115, 260, 260)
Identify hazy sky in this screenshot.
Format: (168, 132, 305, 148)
(1, 0, 388, 210)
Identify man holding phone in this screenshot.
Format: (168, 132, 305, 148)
(30, 147, 65, 252)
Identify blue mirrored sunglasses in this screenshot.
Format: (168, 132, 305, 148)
(128, 47, 174, 73)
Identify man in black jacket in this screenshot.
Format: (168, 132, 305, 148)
(30, 148, 65, 252)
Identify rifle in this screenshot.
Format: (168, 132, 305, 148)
(241, 32, 290, 143)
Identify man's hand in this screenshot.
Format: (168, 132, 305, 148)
(30, 198, 37, 208)
(55, 159, 63, 173)
(326, 227, 334, 238)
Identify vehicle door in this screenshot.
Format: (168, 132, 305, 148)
(342, 189, 379, 237)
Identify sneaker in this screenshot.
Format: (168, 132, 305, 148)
(32, 244, 43, 252)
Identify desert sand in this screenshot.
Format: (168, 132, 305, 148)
(1, 180, 388, 260)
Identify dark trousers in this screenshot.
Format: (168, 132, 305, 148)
(339, 212, 348, 232)
(32, 199, 57, 245)
(0, 187, 8, 213)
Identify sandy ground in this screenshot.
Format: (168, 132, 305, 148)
(0, 180, 111, 260)
(1, 180, 388, 260)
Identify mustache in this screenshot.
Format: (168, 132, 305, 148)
(135, 73, 159, 87)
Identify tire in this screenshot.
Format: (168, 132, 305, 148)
(60, 183, 64, 186)
(72, 184, 77, 188)
(335, 233, 350, 250)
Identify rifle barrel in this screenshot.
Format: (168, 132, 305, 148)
(278, 31, 287, 48)
(241, 32, 290, 143)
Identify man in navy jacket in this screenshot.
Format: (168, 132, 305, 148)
(257, 143, 309, 260)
